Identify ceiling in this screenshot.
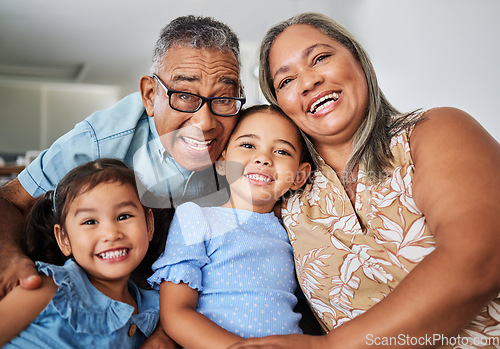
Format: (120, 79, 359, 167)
(1, 0, 499, 141)
(0, 0, 352, 96)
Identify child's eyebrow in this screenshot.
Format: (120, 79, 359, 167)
(234, 134, 298, 152)
(115, 201, 140, 209)
(234, 133, 259, 142)
(276, 139, 297, 152)
(74, 207, 97, 216)
(73, 201, 138, 215)
(235, 133, 258, 140)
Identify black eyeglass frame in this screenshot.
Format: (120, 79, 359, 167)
(152, 74, 246, 117)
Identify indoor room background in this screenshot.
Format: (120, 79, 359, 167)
(0, 0, 498, 173)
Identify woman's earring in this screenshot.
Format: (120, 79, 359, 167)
(216, 160, 226, 176)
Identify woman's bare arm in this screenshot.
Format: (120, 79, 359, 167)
(227, 107, 500, 349)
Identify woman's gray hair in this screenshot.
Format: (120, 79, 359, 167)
(259, 12, 421, 183)
(151, 15, 241, 74)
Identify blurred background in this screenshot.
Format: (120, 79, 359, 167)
(0, 0, 499, 171)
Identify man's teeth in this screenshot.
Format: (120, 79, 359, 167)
(309, 92, 340, 113)
(183, 137, 213, 150)
(98, 249, 129, 260)
(245, 174, 273, 182)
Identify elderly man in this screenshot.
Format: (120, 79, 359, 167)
(0, 15, 244, 298)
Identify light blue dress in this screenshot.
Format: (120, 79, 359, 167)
(148, 202, 302, 338)
(5, 259, 159, 348)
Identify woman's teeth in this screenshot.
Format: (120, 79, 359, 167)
(310, 92, 340, 113)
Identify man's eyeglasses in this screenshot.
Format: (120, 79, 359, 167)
(152, 74, 246, 117)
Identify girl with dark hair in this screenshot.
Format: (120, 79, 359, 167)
(0, 159, 160, 348)
(148, 106, 312, 348)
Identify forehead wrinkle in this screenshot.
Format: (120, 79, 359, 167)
(170, 66, 239, 88)
(172, 74, 199, 83)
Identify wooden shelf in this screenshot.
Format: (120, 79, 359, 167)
(0, 165, 24, 175)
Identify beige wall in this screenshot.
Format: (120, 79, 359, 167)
(0, 80, 120, 154)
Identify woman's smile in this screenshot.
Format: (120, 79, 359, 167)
(269, 24, 368, 143)
(307, 90, 342, 116)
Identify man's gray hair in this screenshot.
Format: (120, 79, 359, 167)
(151, 15, 241, 74)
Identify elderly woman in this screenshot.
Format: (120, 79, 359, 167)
(230, 12, 500, 349)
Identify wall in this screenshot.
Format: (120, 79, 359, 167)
(0, 80, 120, 154)
(353, 0, 500, 141)
(239, 0, 500, 141)
(1, 0, 498, 151)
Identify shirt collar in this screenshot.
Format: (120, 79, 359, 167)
(148, 115, 168, 162)
(148, 115, 192, 180)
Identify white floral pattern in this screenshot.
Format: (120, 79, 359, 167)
(282, 128, 500, 348)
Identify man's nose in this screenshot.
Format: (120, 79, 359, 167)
(190, 102, 216, 132)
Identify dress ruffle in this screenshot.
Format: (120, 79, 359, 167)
(148, 262, 203, 291)
(37, 260, 159, 336)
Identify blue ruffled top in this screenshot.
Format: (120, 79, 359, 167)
(148, 202, 302, 338)
(5, 259, 159, 348)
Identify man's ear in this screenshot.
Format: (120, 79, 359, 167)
(291, 162, 311, 190)
(215, 151, 227, 176)
(54, 224, 72, 257)
(146, 209, 154, 242)
(140, 75, 155, 117)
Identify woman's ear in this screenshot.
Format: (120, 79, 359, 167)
(140, 75, 155, 117)
(291, 162, 312, 190)
(215, 151, 227, 176)
(146, 209, 155, 242)
(54, 224, 72, 257)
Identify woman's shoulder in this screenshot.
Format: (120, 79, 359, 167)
(410, 107, 498, 161)
(413, 107, 485, 136)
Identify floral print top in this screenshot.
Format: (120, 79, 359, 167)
(282, 128, 500, 348)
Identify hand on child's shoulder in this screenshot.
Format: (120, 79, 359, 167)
(0, 275, 57, 345)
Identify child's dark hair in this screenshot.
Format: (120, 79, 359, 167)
(237, 104, 314, 168)
(23, 158, 162, 288)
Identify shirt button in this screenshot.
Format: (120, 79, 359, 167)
(128, 323, 137, 337)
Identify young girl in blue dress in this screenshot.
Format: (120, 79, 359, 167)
(148, 105, 313, 348)
(0, 159, 160, 348)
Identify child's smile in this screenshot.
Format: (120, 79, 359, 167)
(220, 109, 311, 213)
(56, 182, 154, 287)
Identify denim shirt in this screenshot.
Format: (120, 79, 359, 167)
(4, 259, 159, 348)
(17, 93, 229, 208)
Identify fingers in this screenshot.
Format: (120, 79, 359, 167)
(19, 273, 43, 290)
(0, 256, 40, 300)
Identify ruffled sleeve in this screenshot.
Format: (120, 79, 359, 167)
(148, 202, 211, 291)
(36, 260, 135, 335)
